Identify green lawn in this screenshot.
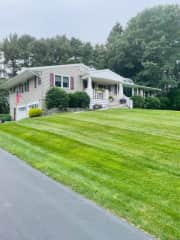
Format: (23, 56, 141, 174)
(0, 109, 179, 240)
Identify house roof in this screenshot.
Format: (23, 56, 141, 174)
(0, 63, 90, 89)
(0, 70, 39, 89)
(0, 63, 161, 92)
(21, 63, 90, 72)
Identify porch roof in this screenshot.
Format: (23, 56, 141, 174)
(81, 69, 124, 83)
(123, 82, 161, 91)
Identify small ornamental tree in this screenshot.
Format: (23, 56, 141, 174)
(45, 88, 69, 110)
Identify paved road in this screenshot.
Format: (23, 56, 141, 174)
(0, 149, 153, 240)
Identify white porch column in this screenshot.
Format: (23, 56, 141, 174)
(119, 83, 123, 97)
(85, 76, 93, 109)
(86, 76, 93, 98)
(132, 88, 135, 97)
(140, 89, 144, 97)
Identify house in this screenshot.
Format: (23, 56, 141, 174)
(0, 51, 9, 79)
(1, 63, 160, 121)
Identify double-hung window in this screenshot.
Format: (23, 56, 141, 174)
(55, 75, 70, 89)
(55, 75, 62, 87)
(63, 76, 69, 88)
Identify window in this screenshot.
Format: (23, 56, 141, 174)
(55, 75, 70, 88)
(18, 106, 26, 112)
(34, 77, 37, 88)
(63, 76, 70, 88)
(27, 80, 29, 92)
(28, 103, 39, 109)
(55, 75, 62, 87)
(38, 77, 42, 85)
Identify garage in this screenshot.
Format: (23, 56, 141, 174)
(16, 106, 28, 121)
(15, 101, 40, 121)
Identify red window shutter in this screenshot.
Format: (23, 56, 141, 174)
(70, 77, 74, 90)
(50, 73, 54, 87)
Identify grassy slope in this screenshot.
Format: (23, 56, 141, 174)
(0, 109, 179, 240)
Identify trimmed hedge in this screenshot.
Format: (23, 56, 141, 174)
(46, 88, 69, 110)
(131, 96, 145, 108)
(29, 108, 43, 118)
(69, 92, 90, 108)
(0, 114, 11, 122)
(145, 97, 160, 109)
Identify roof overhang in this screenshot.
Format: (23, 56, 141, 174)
(123, 83, 161, 91)
(0, 70, 38, 89)
(81, 69, 124, 84)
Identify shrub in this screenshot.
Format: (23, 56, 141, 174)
(0, 96, 9, 114)
(75, 92, 90, 108)
(144, 97, 160, 109)
(46, 88, 69, 110)
(158, 96, 170, 109)
(0, 114, 11, 122)
(168, 87, 180, 110)
(29, 108, 43, 118)
(131, 96, 145, 108)
(68, 93, 79, 108)
(68, 92, 90, 108)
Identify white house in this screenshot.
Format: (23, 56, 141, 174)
(1, 63, 160, 120)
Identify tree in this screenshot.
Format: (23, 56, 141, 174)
(93, 44, 107, 69)
(18, 35, 35, 67)
(107, 5, 180, 88)
(3, 33, 21, 76)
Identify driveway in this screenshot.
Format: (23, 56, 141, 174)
(0, 149, 153, 240)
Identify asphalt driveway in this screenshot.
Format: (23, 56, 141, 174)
(0, 148, 153, 240)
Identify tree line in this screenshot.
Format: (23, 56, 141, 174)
(1, 4, 180, 91)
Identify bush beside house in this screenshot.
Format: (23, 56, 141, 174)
(131, 96, 145, 108)
(131, 96, 161, 109)
(0, 96, 9, 114)
(29, 108, 43, 118)
(46, 88, 69, 111)
(144, 97, 161, 109)
(46, 88, 90, 111)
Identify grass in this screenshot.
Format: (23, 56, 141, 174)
(0, 109, 179, 240)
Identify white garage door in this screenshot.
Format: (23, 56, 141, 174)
(16, 106, 27, 121)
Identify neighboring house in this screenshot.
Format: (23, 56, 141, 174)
(1, 63, 160, 121)
(0, 51, 9, 79)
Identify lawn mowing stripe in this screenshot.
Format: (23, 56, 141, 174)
(19, 118, 180, 176)
(0, 124, 179, 205)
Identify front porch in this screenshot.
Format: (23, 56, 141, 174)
(81, 72, 132, 109)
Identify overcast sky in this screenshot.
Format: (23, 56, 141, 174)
(0, 0, 180, 43)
